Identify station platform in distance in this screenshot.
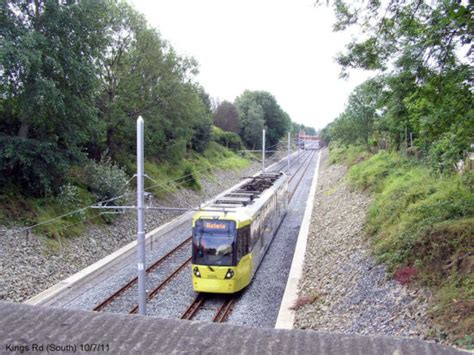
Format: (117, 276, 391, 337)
(0, 302, 465, 354)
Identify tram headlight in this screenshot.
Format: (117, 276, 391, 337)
(224, 269, 234, 279)
(193, 266, 201, 278)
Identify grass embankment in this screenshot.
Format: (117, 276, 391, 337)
(0, 142, 250, 240)
(330, 145, 473, 347)
(144, 142, 250, 196)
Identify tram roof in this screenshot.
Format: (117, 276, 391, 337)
(192, 172, 287, 227)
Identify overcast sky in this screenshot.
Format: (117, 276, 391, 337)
(130, 0, 372, 131)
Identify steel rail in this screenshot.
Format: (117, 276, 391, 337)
(269, 152, 298, 172)
(288, 150, 313, 185)
(93, 235, 192, 312)
(212, 297, 236, 323)
(180, 294, 206, 320)
(282, 151, 311, 176)
(289, 150, 317, 202)
(129, 256, 192, 314)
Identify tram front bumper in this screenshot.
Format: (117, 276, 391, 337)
(192, 276, 238, 294)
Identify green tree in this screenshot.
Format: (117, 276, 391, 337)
(94, 1, 147, 159)
(0, 0, 109, 195)
(322, 0, 473, 170)
(328, 78, 382, 146)
(347, 78, 382, 145)
(320, 122, 334, 145)
(93, 2, 211, 163)
(213, 101, 240, 133)
(235, 90, 291, 149)
(1, 0, 108, 143)
(328, 1, 472, 77)
(242, 102, 265, 150)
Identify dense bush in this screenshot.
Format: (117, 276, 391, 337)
(427, 133, 466, 174)
(84, 156, 129, 205)
(56, 184, 82, 209)
(0, 136, 72, 197)
(180, 162, 201, 190)
(212, 127, 243, 151)
(191, 118, 213, 153)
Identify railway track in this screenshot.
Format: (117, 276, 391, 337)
(213, 297, 235, 322)
(93, 235, 192, 312)
(93, 149, 318, 318)
(180, 294, 205, 320)
(128, 256, 191, 314)
(288, 150, 317, 201)
(181, 294, 236, 323)
(287, 151, 314, 184)
(269, 149, 312, 174)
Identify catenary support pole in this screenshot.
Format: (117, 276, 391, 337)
(136, 116, 146, 315)
(287, 132, 291, 172)
(262, 129, 266, 172)
(297, 134, 300, 162)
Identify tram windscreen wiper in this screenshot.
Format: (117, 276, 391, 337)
(207, 266, 214, 272)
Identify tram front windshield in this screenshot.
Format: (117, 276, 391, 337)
(193, 220, 235, 266)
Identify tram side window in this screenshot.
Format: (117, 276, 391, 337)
(251, 214, 260, 247)
(236, 226, 250, 262)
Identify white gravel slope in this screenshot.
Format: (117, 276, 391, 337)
(294, 149, 431, 340)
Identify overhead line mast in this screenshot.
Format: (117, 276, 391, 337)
(136, 116, 146, 315)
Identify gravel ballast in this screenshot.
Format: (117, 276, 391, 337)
(294, 149, 432, 340)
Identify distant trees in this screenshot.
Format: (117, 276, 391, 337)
(213, 101, 240, 133)
(212, 91, 314, 151)
(329, 79, 382, 146)
(235, 90, 291, 149)
(239, 101, 265, 150)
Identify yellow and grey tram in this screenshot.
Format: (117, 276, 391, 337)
(191, 172, 288, 293)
